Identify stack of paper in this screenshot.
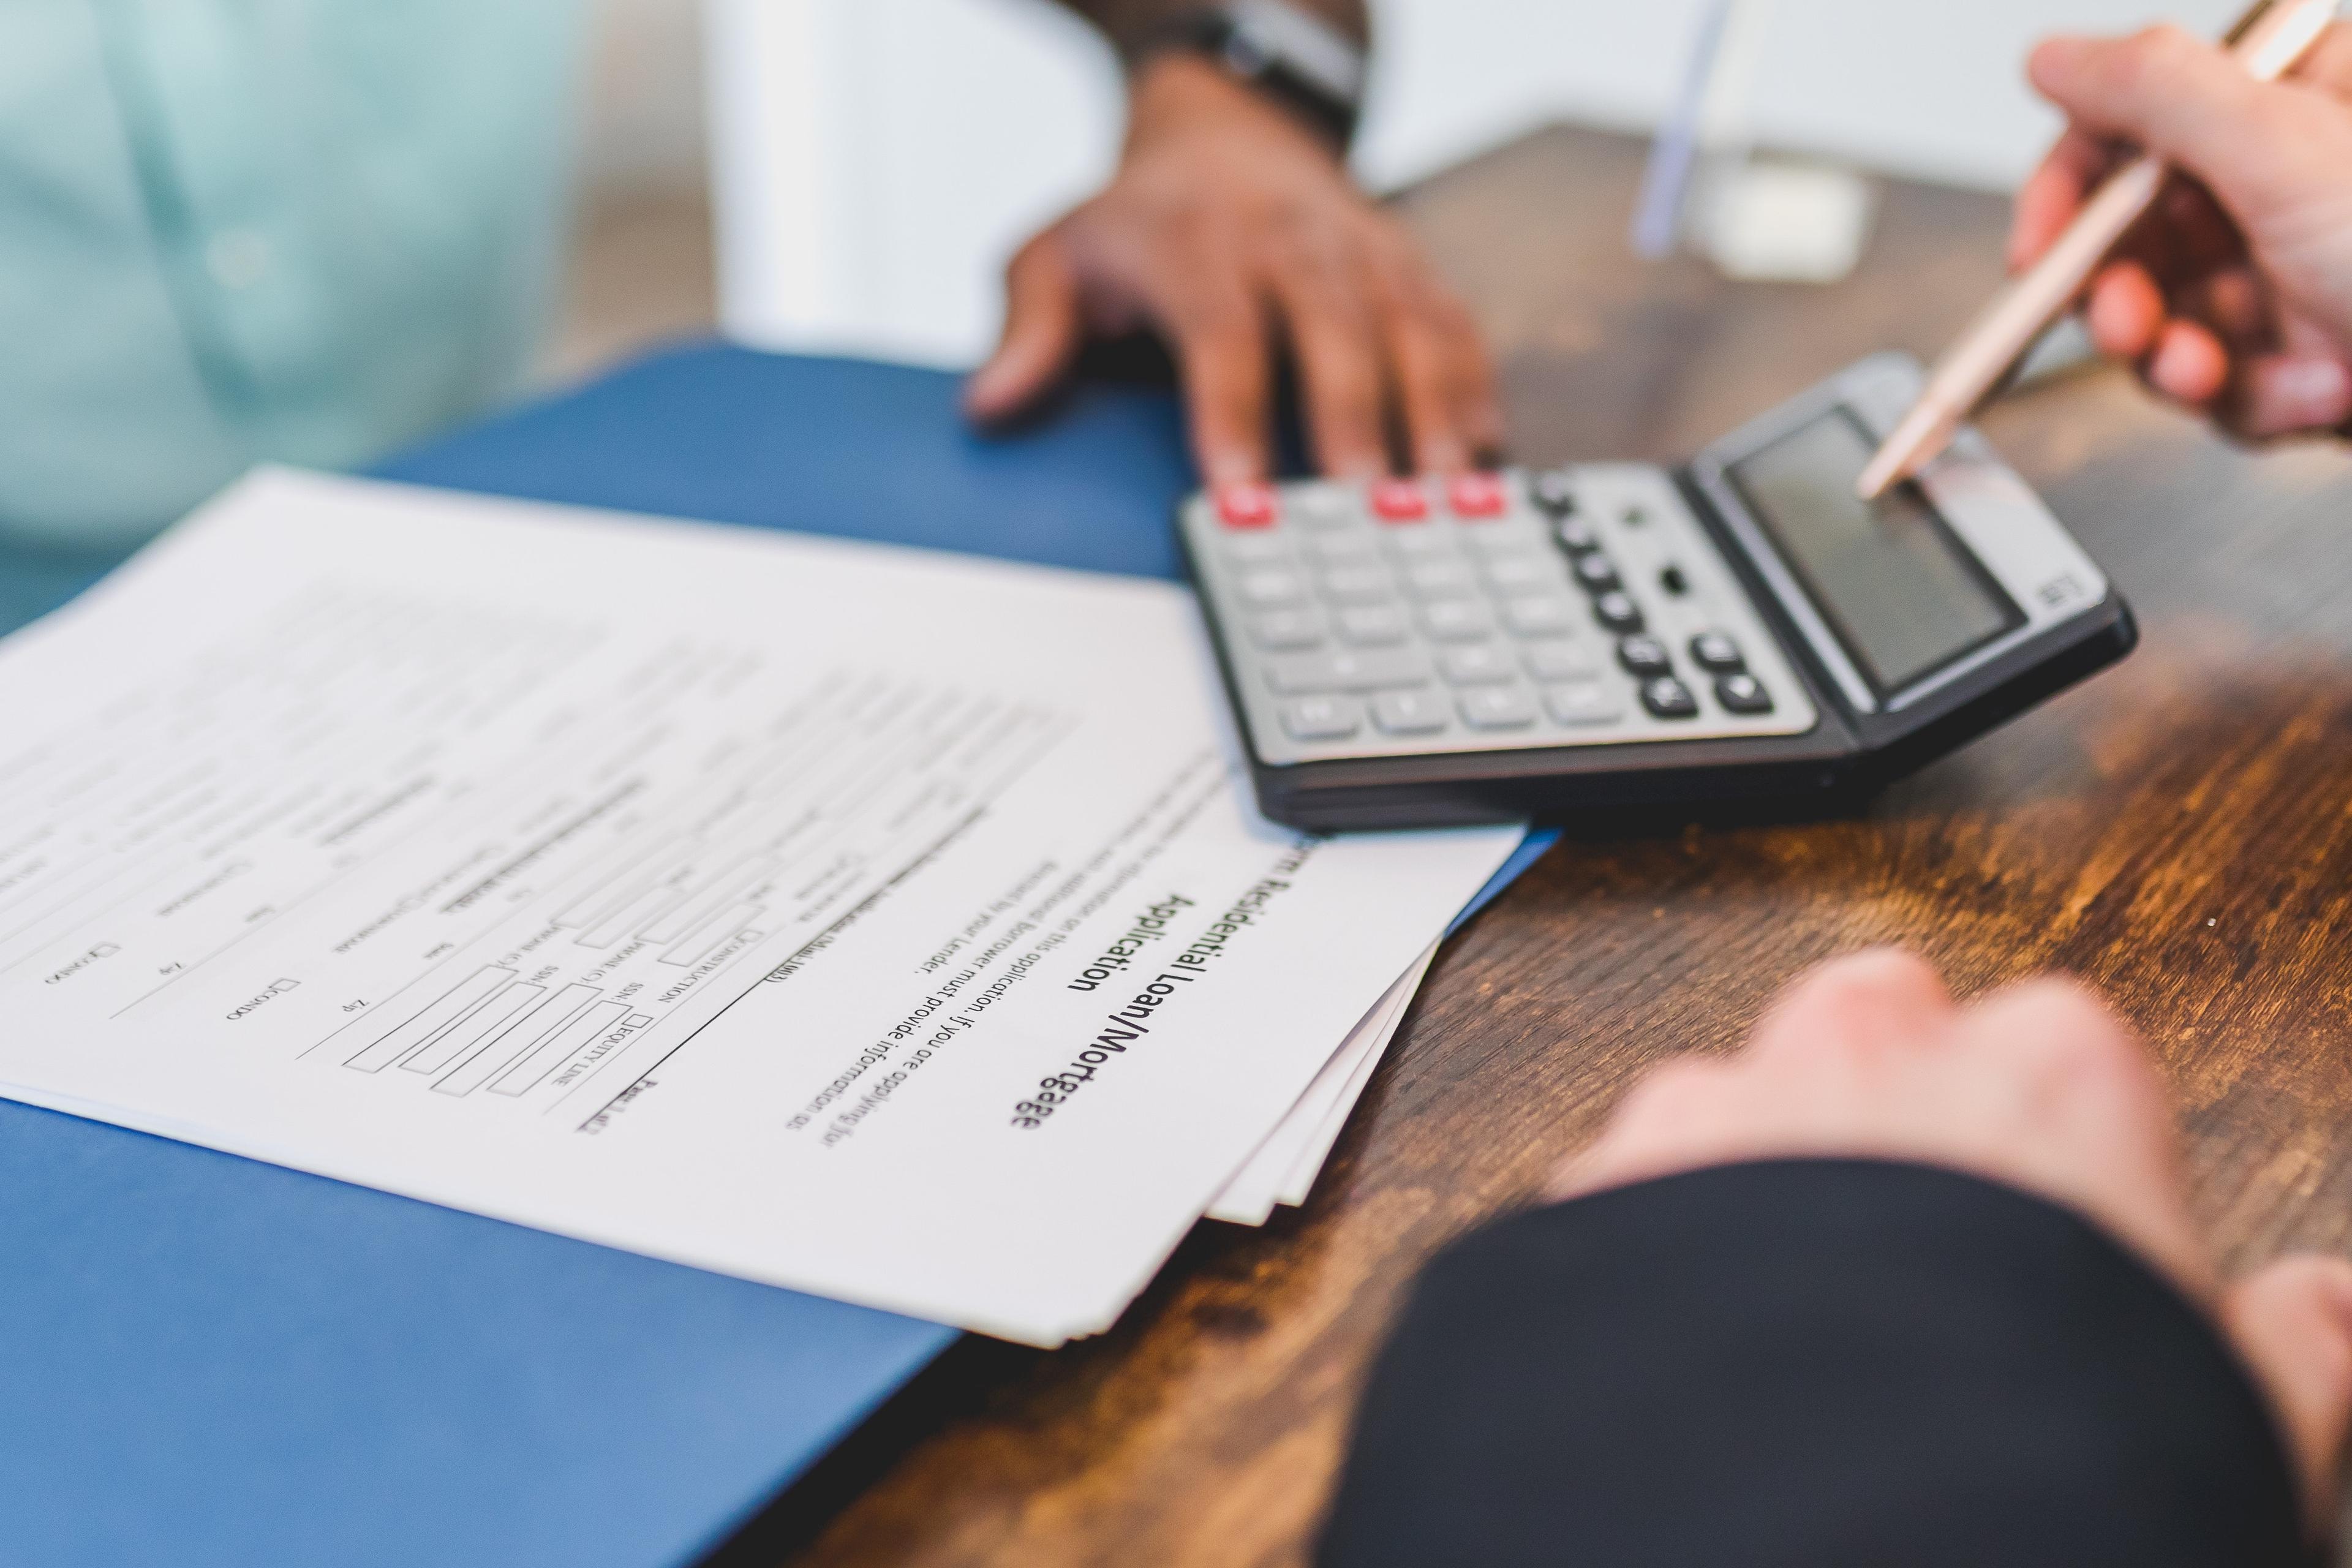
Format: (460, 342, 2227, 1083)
(0, 472, 1524, 1346)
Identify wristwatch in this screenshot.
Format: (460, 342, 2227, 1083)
(1131, 2, 1370, 147)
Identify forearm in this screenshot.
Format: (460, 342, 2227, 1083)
(1054, 0, 1369, 58)
(1323, 1160, 2307, 1568)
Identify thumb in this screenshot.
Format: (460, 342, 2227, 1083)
(966, 232, 1084, 424)
(2219, 1255, 2352, 1532)
(2028, 28, 2343, 233)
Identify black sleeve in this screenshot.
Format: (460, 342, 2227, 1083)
(1319, 1158, 2309, 1568)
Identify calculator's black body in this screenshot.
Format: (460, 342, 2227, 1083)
(1177, 356, 2137, 834)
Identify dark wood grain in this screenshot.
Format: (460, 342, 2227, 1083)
(749, 125, 2352, 1568)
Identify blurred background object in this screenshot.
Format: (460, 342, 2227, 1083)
(548, 0, 720, 380)
(554, 0, 2242, 385)
(1630, 0, 1880, 284)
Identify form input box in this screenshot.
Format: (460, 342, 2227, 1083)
(490, 1000, 633, 1097)
(344, 966, 516, 1074)
(401, 983, 546, 1077)
(660, 905, 766, 967)
(434, 984, 603, 1098)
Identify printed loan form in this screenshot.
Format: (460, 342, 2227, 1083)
(0, 472, 1521, 1343)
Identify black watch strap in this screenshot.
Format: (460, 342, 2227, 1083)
(1131, 3, 1368, 147)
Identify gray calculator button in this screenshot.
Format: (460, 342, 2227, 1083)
(1545, 681, 1626, 726)
(1281, 695, 1362, 741)
(1641, 677, 1701, 720)
(1616, 635, 1674, 678)
(1523, 640, 1599, 681)
(1690, 631, 1746, 673)
(1439, 644, 1517, 685)
(1458, 686, 1539, 731)
(1385, 529, 1457, 562)
(1237, 567, 1308, 608)
(1420, 599, 1493, 642)
(1501, 596, 1579, 638)
(1223, 534, 1291, 567)
(1289, 491, 1357, 529)
(1482, 555, 1558, 592)
(1404, 559, 1476, 598)
(1572, 554, 1621, 592)
(1373, 689, 1451, 736)
(1337, 604, 1411, 646)
(1592, 591, 1644, 633)
(1715, 673, 1776, 714)
(1461, 522, 1543, 557)
(1530, 471, 1578, 517)
(1321, 564, 1395, 605)
(1248, 610, 1324, 650)
(1309, 532, 1378, 567)
(1267, 649, 1430, 694)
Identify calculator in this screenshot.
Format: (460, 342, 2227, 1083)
(1177, 355, 2136, 832)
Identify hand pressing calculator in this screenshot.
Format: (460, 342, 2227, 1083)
(1178, 355, 2135, 832)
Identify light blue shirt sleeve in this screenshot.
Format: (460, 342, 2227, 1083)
(0, 1, 587, 549)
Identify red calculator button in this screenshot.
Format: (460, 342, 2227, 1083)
(1449, 472, 1509, 518)
(1370, 479, 1430, 522)
(1215, 483, 1280, 530)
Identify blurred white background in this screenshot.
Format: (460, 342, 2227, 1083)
(556, 0, 2239, 380)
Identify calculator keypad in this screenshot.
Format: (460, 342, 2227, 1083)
(1186, 467, 1818, 767)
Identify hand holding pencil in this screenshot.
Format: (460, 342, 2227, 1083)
(1861, 2, 2352, 498)
(2016, 15, 2352, 440)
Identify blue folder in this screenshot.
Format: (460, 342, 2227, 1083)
(0, 344, 1550, 1567)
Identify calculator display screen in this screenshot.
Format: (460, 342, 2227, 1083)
(1729, 410, 2022, 695)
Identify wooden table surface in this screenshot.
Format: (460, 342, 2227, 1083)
(730, 124, 2352, 1568)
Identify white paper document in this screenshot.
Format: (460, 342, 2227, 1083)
(0, 471, 1519, 1344)
(1208, 944, 1435, 1226)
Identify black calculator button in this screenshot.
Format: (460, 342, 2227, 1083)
(1714, 674, 1776, 715)
(1640, 677, 1701, 720)
(1440, 644, 1516, 685)
(1552, 516, 1601, 554)
(1616, 636, 1674, 679)
(1458, 687, 1540, 731)
(1572, 554, 1621, 592)
(1248, 610, 1324, 650)
(1545, 681, 1627, 727)
(1689, 631, 1746, 673)
(1281, 696, 1362, 741)
(1591, 592, 1644, 633)
(1373, 690, 1451, 736)
(1336, 605, 1410, 646)
(1529, 471, 1578, 517)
